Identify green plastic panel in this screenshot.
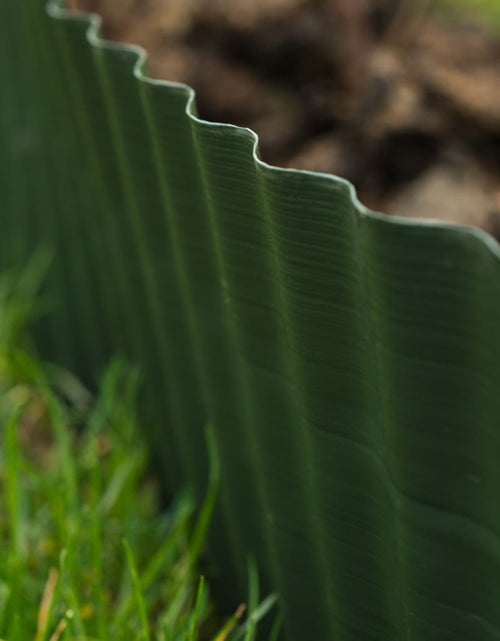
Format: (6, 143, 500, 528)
(3, 1, 500, 639)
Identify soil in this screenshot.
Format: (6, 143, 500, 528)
(71, 0, 500, 237)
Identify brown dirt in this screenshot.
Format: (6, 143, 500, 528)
(73, 0, 500, 237)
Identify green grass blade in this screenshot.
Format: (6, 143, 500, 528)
(267, 611, 283, 641)
(5, 409, 23, 564)
(123, 539, 152, 641)
(188, 426, 220, 567)
(89, 437, 108, 641)
(187, 576, 206, 641)
(231, 595, 279, 641)
(243, 558, 259, 641)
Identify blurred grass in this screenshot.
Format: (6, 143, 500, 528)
(0, 255, 280, 641)
(434, 0, 500, 29)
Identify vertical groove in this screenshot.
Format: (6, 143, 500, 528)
(15, 0, 74, 365)
(356, 211, 409, 639)
(50, 17, 136, 358)
(257, 167, 342, 640)
(49, 12, 182, 487)
(136, 82, 245, 580)
(30, 2, 103, 376)
(3, 0, 30, 265)
(89, 46, 196, 491)
(188, 122, 279, 592)
(0, 1, 19, 264)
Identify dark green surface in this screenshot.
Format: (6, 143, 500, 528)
(3, 1, 500, 638)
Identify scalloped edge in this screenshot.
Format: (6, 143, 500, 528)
(46, 0, 500, 260)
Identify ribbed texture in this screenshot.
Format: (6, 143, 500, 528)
(3, 1, 500, 639)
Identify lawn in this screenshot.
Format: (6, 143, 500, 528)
(0, 257, 279, 641)
(435, 0, 500, 28)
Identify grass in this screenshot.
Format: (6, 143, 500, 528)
(434, 0, 500, 29)
(0, 256, 280, 641)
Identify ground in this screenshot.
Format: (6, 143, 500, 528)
(72, 0, 500, 236)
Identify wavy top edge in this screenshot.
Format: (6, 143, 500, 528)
(46, 0, 500, 260)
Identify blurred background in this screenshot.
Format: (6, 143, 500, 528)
(72, 0, 500, 235)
